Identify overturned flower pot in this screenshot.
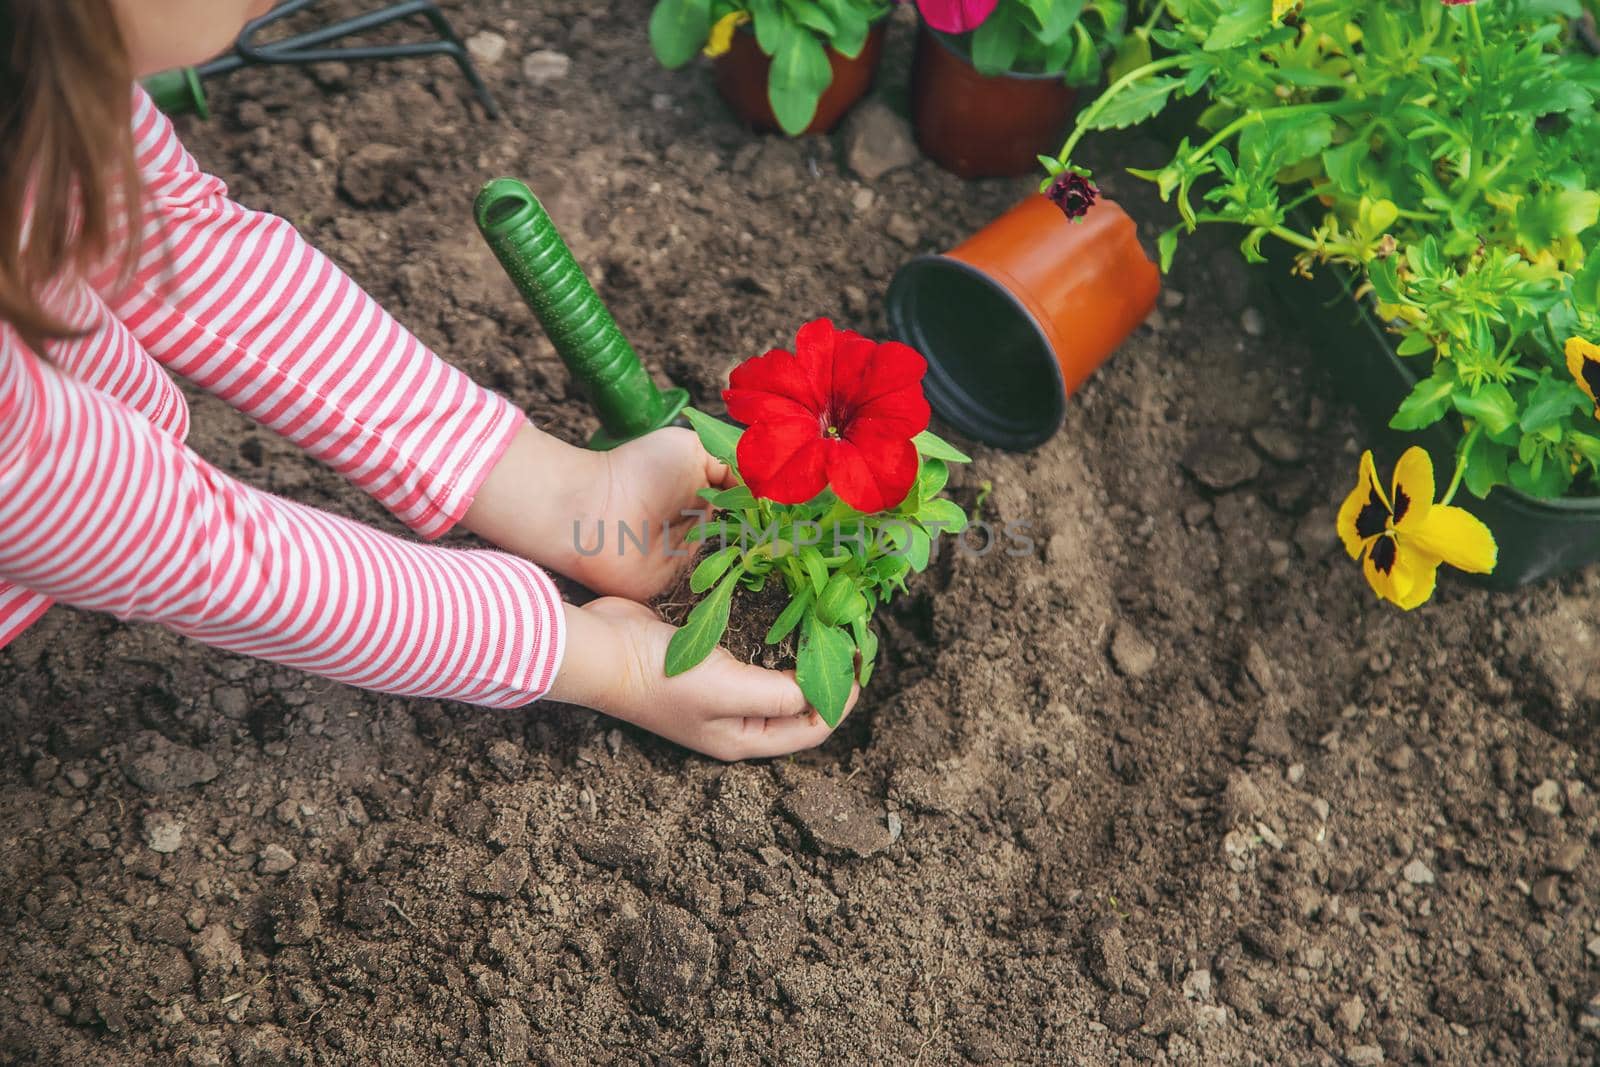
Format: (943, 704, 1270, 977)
(886, 194, 1159, 451)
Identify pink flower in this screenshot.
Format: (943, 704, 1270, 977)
(913, 0, 1000, 34)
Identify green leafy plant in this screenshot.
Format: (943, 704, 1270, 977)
(649, 0, 889, 134)
(950, 0, 1129, 83)
(1049, 0, 1600, 502)
(664, 321, 973, 726)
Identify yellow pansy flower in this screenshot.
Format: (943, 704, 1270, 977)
(1336, 447, 1496, 610)
(1566, 337, 1600, 419)
(704, 11, 751, 57)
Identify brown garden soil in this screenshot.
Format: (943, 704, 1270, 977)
(5, 2, 1600, 1065)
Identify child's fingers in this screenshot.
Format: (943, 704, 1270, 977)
(709, 663, 811, 719)
(704, 451, 736, 490)
(722, 712, 840, 760)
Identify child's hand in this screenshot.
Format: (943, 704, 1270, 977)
(464, 424, 729, 600)
(548, 598, 858, 761)
(571, 427, 734, 601)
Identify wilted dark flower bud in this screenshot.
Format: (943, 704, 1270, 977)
(1046, 172, 1099, 221)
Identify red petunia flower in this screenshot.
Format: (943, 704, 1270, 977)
(724, 319, 931, 513)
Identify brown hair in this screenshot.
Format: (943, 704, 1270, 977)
(0, 0, 141, 350)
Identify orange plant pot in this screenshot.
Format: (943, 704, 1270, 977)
(712, 24, 886, 136)
(910, 27, 1079, 179)
(885, 195, 1160, 450)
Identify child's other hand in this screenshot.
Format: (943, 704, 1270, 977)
(547, 598, 858, 761)
(571, 427, 735, 601)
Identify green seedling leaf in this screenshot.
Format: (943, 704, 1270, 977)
(708, 485, 757, 511)
(815, 572, 869, 626)
(851, 616, 879, 687)
(1520, 374, 1589, 434)
(971, 4, 1023, 75)
(1203, 0, 1271, 52)
(1462, 431, 1509, 498)
(1157, 227, 1180, 273)
(785, 0, 837, 35)
(766, 586, 812, 644)
(797, 613, 855, 727)
(684, 407, 743, 467)
(1388, 370, 1455, 430)
(685, 518, 737, 544)
(912, 430, 971, 463)
(665, 567, 742, 676)
(799, 545, 830, 595)
(649, 0, 712, 67)
(689, 545, 740, 594)
(917, 458, 950, 500)
(1087, 75, 1182, 131)
(918, 497, 969, 535)
(1452, 383, 1518, 437)
(1366, 254, 1403, 305)
(768, 25, 830, 134)
(905, 524, 932, 573)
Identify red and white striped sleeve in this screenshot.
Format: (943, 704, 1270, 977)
(0, 330, 566, 708)
(94, 88, 523, 540)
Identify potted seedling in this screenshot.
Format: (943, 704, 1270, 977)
(664, 319, 973, 726)
(904, 0, 1127, 177)
(650, 0, 890, 135)
(1049, 0, 1600, 599)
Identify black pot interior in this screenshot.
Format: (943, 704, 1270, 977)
(885, 255, 1065, 451)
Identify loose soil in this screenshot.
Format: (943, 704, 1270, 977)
(3, 2, 1600, 1064)
(653, 551, 799, 671)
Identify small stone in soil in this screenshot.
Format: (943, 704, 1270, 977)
(1548, 840, 1586, 874)
(1251, 425, 1304, 464)
(1530, 875, 1561, 908)
(886, 213, 922, 247)
(142, 812, 184, 853)
(1531, 779, 1564, 817)
(1248, 716, 1294, 760)
(1344, 1044, 1385, 1066)
(1181, 432, 1262, 492)
(466, 31, 508, 66)
(1335, 997, 1366, 1034)
(1401, 859, 1434, 885)
(257, 844, 297, 874)
(1109, 623, 1157, 678)
(523, 50, 571, 85)
(1240, 307, 1267, 337)
(842, 99, 918, 182)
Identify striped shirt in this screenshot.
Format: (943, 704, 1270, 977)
(0, 89, 565, 708)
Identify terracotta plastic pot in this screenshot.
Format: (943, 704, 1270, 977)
(713, 24, 886, 136)
(910, 27, 1078, 179)
(885, 195, 1160, 451)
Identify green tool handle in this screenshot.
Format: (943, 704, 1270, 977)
(141, 68, 211, 119)
(475, 178, 682, 447)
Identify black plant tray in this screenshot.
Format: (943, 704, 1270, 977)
(1266, 253, 1600, 591)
